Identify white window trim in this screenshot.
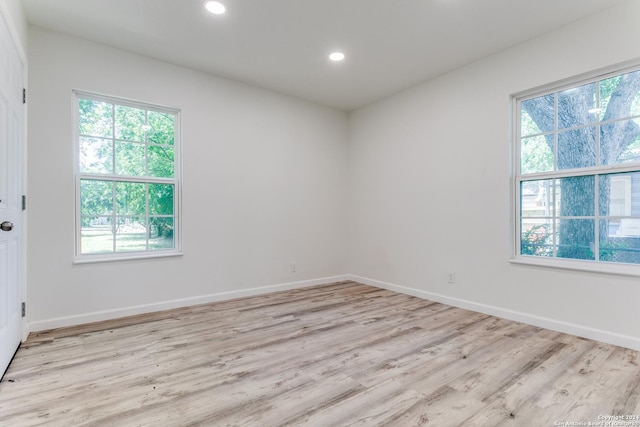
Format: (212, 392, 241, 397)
(73, 90, 183, 263)
(511, 60, 640, 276)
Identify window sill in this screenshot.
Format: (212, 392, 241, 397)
(73, 251, 183, 265)
(509, 255, 640, 277)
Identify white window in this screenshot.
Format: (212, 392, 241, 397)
(74, 91, 181, 262)
(515, 65, 640, 268)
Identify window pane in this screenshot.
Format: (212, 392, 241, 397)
(557, 83, 597, 130)
(81, 217, 114, 254)
(521, 218, 553, 257)
(149, 217, 174, 249)
(601, 119, 640, 165)
(617, 132, 640, 164)
(148, 145, 174, 178)
(81, 180, 113, 215)
(115, 105, 145, 142)
(79, 99, 112, 138)
(521, 94, 554, 137)
(79, 137, 113, 174)
(116, 182, 146, 215)
(115, 217, 147, 252)
(612, 218, 640, 238)
(600, 220, 640, 264)
(115, 141, 146, 176)
(520, 135, 554, 174)
(149, 184, 174, 215)
(521, 180, 553, 217)
(147, 111, 174, 145)
(556, 176, 595, 217)
(598, 173, 638, 217)
(557, 219, 595, 260)
(557, 128, 596, 170)
(600, 70, 640, 121)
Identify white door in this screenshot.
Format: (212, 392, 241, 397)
(0, 10, 23, 378)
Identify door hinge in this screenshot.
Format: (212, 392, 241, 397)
(21, 302, 25, 317)
(21, 195, 26, 211)
(22, 88, 26, 104)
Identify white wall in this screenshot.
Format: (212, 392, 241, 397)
(348, 0, 640, 349)
(27, 27, 348, 329)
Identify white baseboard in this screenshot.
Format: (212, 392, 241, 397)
(28, 275, 350, 333)
(349, 274, 640, 351)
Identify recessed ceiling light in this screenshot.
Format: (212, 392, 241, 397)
(205, 1, 226, 15)
(329, 52, 345, 62)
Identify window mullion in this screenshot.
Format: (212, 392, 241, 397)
(550, 179, 556, 258)
(111, 180, 117, 253)
(593, 82, 601, 262)
(554, 93, 558, 172)
(145, 183, 150, 251)
(78, 174, 174, 185)
(521, 163, 640, 181)
(594, 174, 600, 262)
(111, 103, 116, 175)
(552, 93, 558, 259)
(595, 81, 601, 167)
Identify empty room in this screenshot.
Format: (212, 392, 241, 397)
(2, 0, 640, 425)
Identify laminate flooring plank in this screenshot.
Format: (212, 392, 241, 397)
(189, 372, 364, 427)
(485, 336, 598, 415)
(276, 377, 424, 427)
(350, 326, 508, 390)
(383, 385, 486, 427)
(449, 339, 567, 403)
(402, 335, 524, 395)
(459, 395, 550, 427)
(552, 346, 640, 422)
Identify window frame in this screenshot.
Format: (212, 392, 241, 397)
(73, 90, 183, 263)
(511, 61, 640, 276)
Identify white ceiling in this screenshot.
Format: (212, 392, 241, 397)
(22, 0, 626, 111)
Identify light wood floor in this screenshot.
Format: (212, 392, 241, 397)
(1, 281, 640, 426)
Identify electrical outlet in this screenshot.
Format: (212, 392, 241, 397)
(447, 272, 456, 284)
(290, 262, 296, 273)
